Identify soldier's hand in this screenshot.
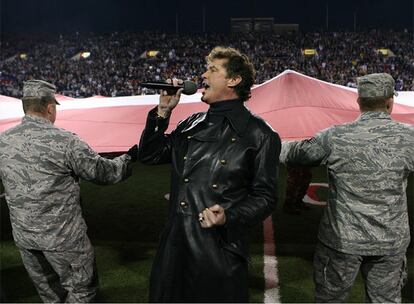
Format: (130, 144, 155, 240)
(127, 144, 138, 162)
(157, 78, 183, 118)
(199, 204, 226, 228)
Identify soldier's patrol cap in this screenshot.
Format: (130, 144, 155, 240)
(357, 73, 398, 98)
(23, 80, 60, 104)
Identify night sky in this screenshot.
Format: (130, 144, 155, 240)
(1, 0, 413, 34)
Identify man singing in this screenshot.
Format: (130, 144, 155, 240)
(139, 46, 281, 302)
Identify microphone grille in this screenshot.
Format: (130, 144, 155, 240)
(183, 81, 198, 95)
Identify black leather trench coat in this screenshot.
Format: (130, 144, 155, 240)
(139, 104, 281, 302)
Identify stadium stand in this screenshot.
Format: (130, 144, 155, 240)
(1, 30, 413, 98)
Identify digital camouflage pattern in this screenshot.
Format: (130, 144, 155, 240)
(19, 235, 98, 303)
(280, 111, 414, 255)
(23, 80, 57, 99)
(313, 242, 407, 303)
(357, 73, 397, 98)
(0, 114, 132, 251)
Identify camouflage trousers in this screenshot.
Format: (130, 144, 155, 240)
(313, 241, 407, 303)
(18, 239, 98, 303)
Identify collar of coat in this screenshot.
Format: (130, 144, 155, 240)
(181, 99, 251, 136)
(358, 111, 392, 121)
(23, 114, 53, 125)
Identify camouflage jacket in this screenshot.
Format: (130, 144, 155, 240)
(280, 111, 414, 255)
(0, 115, 132, 251)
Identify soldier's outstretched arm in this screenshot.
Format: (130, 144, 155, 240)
(280, 128, 332, 167)
(65, 135, 133, 184)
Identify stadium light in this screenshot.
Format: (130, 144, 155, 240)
(376, 48, 396, 57)
(147, 50, 160, 57)
(19, 53, 28, 60)
(81, 52, 91, 59)
(377, 49, 388, 56)
(139, 50, 160, 59)
(302, 49, 317, 56)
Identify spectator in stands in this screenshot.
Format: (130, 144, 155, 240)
(138, 46, 281, 302)
(280, 73, 413, 302)
(1, 30, 413, 98)
(0, 80, 138, 302)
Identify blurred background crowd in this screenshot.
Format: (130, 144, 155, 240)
(1, 29, 413, 98)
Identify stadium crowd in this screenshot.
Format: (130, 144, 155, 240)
(1, 29, 413, 97)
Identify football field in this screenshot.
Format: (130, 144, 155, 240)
(1, 164, 413, 302)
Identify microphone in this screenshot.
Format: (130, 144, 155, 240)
(139, 80, 198, 95)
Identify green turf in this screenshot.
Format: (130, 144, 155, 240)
(1, 163, 413, 302)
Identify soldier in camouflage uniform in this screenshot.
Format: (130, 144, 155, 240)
(0, 80, 137, 303)
(280, 73, 413, 303)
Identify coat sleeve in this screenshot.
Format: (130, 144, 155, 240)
(138, 107, 174, 165)
(65, 135, 132, 185)
(280, 128, 332, 167)
(225, 131, 281, 228)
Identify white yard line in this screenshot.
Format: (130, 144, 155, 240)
(263, 215, 281, 303)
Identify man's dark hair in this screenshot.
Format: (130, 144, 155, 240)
(22, 96, 55, 114)
(206, 46, 256, 101)
(357, 96, 390, 111)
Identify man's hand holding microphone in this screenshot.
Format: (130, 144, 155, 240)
(157, 79, 184, 118)
(138, 78, 197, 118)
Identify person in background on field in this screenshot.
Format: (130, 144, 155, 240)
(283, 166, 312, 214)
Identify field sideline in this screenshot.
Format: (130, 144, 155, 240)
(1, 164, 413, 302)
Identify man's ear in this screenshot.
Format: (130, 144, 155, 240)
(356, 97, 363, 111)
(46, 103, 57, 123)
(46, 103, 55, 115)
(386, 97, 394, 114)
(227, 75, 242, 88)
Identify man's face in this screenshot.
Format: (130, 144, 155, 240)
(201, 58, 236, 104)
